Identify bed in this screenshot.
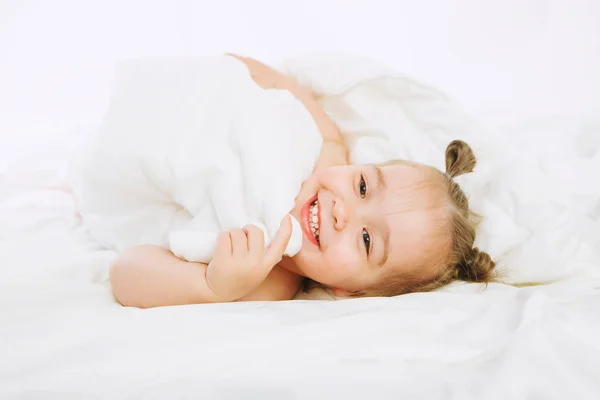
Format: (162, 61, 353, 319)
(1, 1, 599, 398)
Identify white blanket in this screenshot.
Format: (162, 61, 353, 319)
(73, 56, 321, 263)
(75, 53, 600, 285)
(281, 54, 600, 285)
(1, 161, 600, 398)
(1, 54, 600, 399)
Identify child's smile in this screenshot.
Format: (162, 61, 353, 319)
(287, 163, 448, 295)
(300, 194, 321, 247)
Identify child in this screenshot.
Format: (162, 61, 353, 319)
(109, 55, 496, 308)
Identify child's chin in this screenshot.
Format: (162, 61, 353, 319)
(297, 240, 320, 258)
(292, 251, 319, 271)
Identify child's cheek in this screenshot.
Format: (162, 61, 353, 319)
(325, 247, 359, 275)
(294, 173, 321, 208)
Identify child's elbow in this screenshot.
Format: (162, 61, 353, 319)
(109, 250, 144, 308)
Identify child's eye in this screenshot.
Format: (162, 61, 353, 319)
(359, 175, 367, 199)
(362, 228, 371, 255)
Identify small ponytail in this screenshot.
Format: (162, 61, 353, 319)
(455, 247, 496, 282)
(445, 140, 476, 178)
(444, 140, 496, 285)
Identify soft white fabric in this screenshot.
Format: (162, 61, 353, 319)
(1, 54, 600, 399)
(74, 53, 600, 286)
(1, 142, 600, 397)
(281, 54, 600, 284)
(73, 56, 320, 263)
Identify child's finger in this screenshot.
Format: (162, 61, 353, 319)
(215, 231, 232, 256)
(244, 225, 265, 258)
(263, 215, 293, 268)
(224, 53, 245, 61)
(229, 228, 249, 254)
(295, 174, 320, 205)
(225, 53, 258, 70)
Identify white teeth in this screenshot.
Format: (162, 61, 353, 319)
(309, 200, 320, 243)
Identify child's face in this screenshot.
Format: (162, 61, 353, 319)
(289, 163, 446, 294)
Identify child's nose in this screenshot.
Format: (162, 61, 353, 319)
(332, 198, 349, 231)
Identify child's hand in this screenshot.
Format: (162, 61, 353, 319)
(206, 216, 293, 302)
(225, 53, 305, 94)
(227, 53, 348, 174)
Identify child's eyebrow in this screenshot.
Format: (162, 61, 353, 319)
(379, 228, 390, 268)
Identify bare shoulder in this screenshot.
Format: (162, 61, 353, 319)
(237, 266, 303, 302)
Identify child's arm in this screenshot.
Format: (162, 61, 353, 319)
(227, 54, 349, 169)
(110, 217, 295, 308)
(110, 245, 216, 308)
(284, 80, 349, 170)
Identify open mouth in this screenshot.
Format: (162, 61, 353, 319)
(301, 194, 320, 247)
(308, 199, 320, 243)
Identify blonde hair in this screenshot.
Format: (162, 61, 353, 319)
(352, 140, 496, 297)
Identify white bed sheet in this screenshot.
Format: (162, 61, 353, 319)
(2, 0, 600, 398)
(1, 124, 599, 399)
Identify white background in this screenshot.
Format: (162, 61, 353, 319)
(1, 0, 599, 144)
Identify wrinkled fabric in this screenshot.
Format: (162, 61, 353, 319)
(282, 53, 600, 284)
(72, 56, 320, 262)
